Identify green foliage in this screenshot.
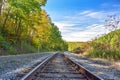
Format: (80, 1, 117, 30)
(0, 34, 16, 55)
(0, 0, 67, 55)
(67, 42, 89, 53)
(72, 47, 82, 54)
(18, 41, 37, 53)
(88, 48, 120, 60)
(87, 29, 120, 60)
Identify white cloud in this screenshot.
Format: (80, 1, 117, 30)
(52, 10, 120, 42)
(54, 22, 77, 32)
(63, 10, 111, 23)
(54, 22, 75, 28)
(80, 10, 119, 21)
(85, 11, 105, 19)
(55, 22, 107, 42)
(64, 24, 106, 42)
(80, 10, 92, 15)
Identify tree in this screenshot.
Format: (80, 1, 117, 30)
(105, 15, 120, 31)
(0, 0, 68, 54)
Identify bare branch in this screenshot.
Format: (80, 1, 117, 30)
(105, 15, 120, 31)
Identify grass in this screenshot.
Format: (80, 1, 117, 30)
(87, 48, 120, 60)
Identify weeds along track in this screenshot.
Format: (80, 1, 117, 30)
(20, 53, 103, 80)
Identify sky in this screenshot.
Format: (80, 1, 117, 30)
(44, 0, 120, 42)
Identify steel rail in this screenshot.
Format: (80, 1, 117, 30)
(64, 55, 104, 80)
(20, 53, 104, 80)
(20, 53, 57, 80)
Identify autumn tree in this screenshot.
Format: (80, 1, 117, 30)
(0, 0, 68, 55)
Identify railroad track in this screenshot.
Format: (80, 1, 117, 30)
(20, 53, 103, 80)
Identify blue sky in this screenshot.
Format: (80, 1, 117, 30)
(44, 0, 120, 42)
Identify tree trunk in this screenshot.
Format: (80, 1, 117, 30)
(1, 9, 10, 33)
(0, 0, 5, 14)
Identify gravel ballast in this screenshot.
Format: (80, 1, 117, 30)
(0, 53, 54, 80)
(64, 52, 120, 80)
(1, 52, 120, 80)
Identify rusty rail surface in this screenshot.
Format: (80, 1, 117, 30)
(20, 53, 103, 80)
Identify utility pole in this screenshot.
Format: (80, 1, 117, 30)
(38, 44, 39, 53)
(38, 39, 40, 53)
(38, 38, 42, 53)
